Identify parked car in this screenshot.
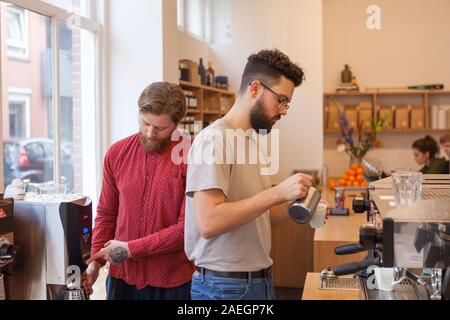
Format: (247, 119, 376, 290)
(3, 138, 74, 192)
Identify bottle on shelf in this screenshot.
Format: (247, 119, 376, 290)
(206, 62, 215, 87)
(198, 58, 207, 86)
(341, 64, 352, 84)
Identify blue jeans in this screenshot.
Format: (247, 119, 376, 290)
(106, 276, 191, 300)
(190, 269, 276, 300)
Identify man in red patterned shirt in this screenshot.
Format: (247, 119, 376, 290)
(82, 82, 194, 300)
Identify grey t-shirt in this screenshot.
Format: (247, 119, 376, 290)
(184, 118, 273, 272)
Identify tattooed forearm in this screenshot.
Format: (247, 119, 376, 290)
(109, 247, 129, 264)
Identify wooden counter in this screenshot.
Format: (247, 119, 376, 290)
(270, 203, 314, 288)
(270, 188, 372, 288)
(301, 273, 362, 300)
(313, 190, 367, 272)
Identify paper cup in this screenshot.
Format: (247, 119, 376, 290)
(309, 203, 327, 229)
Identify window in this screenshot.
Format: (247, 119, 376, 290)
(5, 5, 29, 59)
(1, 0, 101, 203)
(178, 0, 209, 41)
(177, 0, 231, 44)
(1, 8, 54, 188)
(8, 91, 31, 138)
(57, 21, 97, 195)
(42, 0, 90, 18)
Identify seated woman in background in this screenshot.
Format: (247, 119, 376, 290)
(412, 135, 450, 174)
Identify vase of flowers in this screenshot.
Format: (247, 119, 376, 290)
(335, 103, 387, 167)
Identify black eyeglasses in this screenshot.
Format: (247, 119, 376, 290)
(259, 82, 290, 110)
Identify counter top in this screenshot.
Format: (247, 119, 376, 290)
(313, 190, 368, 272)
(301, 273, 362, 300)
(314, 190, 367, 242)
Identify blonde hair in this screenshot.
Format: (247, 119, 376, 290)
(138, 82, 186, 124)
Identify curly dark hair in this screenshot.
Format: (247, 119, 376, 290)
(412, 135, 440, 159)
(238, 49, 305, 95)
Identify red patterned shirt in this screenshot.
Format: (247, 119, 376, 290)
(91, 133, 194, 289)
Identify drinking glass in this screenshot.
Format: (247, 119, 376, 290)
(392, 170, 422, 207)
(39, 183, 55, 202)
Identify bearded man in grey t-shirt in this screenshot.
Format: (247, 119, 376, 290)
(185, 49, 313, 300)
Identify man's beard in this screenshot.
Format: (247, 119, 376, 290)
(139, 133, 171, 152)
(250, 98, 280, 135)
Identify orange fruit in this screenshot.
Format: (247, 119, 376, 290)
(346, 180, 353, 187)
(350, 164, 359, 170)
(338, 179, 347, 186)
(341, 174, 349, 181)
(357, 175, 365, 183)
(348, 176, 356, 182)
(356, 168, 364, 175)
(328, 179, 337, 190)
(347, 169, 356, 177)
(361, 181, 368, 187)
(353, 181, 360, 187)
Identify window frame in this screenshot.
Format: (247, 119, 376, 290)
(5, 5, 29, 60)
(0, 0, 103, 195)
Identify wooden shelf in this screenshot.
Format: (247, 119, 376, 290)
(186, 109, 201, 114)
(325, 129, 450, 134)
(179, 81, 235, 136)
(203, 110, 221, 115)
(179, 80, 234, 95)
(325, 92, 373, 96)
(381, 129, 437, 133)
(427, 90, 450, 95)
(372, 91, 427, 96)
(323, 91, 450, 133)
(326, 90, 450, 96)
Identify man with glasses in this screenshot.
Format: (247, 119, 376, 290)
(185, 49, 314, 300)
(83, 82, 194, 300)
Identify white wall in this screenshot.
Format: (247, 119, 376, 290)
(210, 0, 324, 184)
(324, 0, 450, 92)
(107, 0, 164, 143)
(163, 0, 180, 83)
(106, 0, 324, 183)
(324, 0, 450, 177)
(177, 31, 214, 71)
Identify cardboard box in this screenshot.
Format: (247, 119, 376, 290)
(437, 106, 449, 129)
(395, 105, 410, 129)
(179, 59, 200, 84)
(410, 106, 425, 130)
(378, 106, 393, 129)
(327, 101, 340, 130)
(345, 106, 358, 129)
(358, 101, 373, 128)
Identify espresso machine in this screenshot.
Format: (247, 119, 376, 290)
(0, 197, 16, 300)
(381, 199, 450, 300)
(10, 196, 92, 300)
(326, 176, 450, 300)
